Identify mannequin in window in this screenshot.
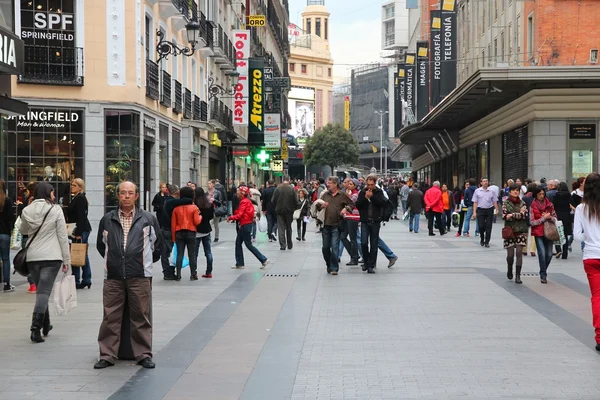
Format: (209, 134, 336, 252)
(42, 166, 61, 182)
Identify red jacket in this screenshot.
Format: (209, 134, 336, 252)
(529, 198, 557, 237)
(424, 186, 444, 213)
(171, 204, 201, 242)
(228, 197, 255, 226)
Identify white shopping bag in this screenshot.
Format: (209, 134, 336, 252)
(258, 216, 268, 232)
(53, 274, 77, 316)
(10, 221, 22, 251)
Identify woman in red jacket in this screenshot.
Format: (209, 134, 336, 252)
(529, 186, 558, 284)
(228, 186, 270, 270)
(171, 187, 201, 281)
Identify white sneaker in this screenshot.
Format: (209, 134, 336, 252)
(3, 283, 15, 292)
(261, 259, 270, 269)
(231, 265, 245, 269)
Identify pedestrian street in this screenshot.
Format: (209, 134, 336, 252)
(1, 218, 600, 400)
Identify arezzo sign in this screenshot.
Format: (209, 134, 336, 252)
(233, 30, 249, 126)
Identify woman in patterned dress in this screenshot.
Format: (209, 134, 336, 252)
(502, 184, 529, 284)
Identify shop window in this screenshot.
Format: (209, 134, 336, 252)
(466, 145, 477, 181)
(5, 108, 85, 205)
(502, 126, 528, 184)
(172, 128, 181, 186)
(159, 124, 169, 184)
(105, 110, 140, 212)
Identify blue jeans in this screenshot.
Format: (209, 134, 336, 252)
(195, 234, 214, 274)
(356, 229, 395, 259)
(401, 200, 408, 214)
(463, 206, 479, 234)
(0, 234, 10, 284)
(72, 231, 92, 285)
(409, 211, 420, 232)
(322, 225, 341, 272)
(534, 236, 553, 279)
(361, 222, 381, 268)
(235, 224, 267, 266)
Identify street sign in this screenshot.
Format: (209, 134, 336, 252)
(270, 160, 284, 171)
(247, 15, 266, 27)
(264, 67, 273, 93)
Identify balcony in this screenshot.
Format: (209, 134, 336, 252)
(160, 70, 172, 108)
(209, 98, 232, 130)
(173, 80, 183, 114)
(183, 88, 192, 119)
(192, 95, 210, 122)
(211, 24, 234, 67)
(18, 45, 84, 86)
(172, 0, 197, 30)
(158, 0, 181, 20)
(146, 59, 160, 100)
(199, 15, 214, 57)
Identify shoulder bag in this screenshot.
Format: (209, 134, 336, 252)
(293, 200, 307, 220)
(13, 206, 53, 277)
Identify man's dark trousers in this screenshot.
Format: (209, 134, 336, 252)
(427, 211, 443, 235)
(477, 207, 494, 245)
(160, 229, 175, 278)
(277, 213, 293, 249)
(267, 211, 277, 240)
(361, 221, 381, 269)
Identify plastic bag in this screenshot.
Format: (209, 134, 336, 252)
(169, 245, 189, 268)
(10, 217, 22, 251)
(258, 216, 268, 232)
(53, 274, 77, 316)
(554, 220, 566, 246)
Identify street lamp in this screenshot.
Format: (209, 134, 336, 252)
(156, 19, 201, 62)
(374, 110, 389, 175)
(208, 71, 240, 101)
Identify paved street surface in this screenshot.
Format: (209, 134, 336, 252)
(1, 217, 600, 400)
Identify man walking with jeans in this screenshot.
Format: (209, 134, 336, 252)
(406, 183, 424, 233)
(356, 175, 388, 273)
(472, 178, 499, 248)
(272, 175, 297, 250)
(319, 177, 353, 275)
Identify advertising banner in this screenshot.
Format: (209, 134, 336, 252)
(403, 53, 416, 123)
(344, 95, 350, 131)
(288, 87, 315, 147)
(430, 10, 442, 108)
(440, 0, 457, 100)
(416, 41, 429, 121)
(264, 113, 281, 148)
(232, 30, 249, 125)
(394, 64, 404, 136)
(248, 57, 265, 145)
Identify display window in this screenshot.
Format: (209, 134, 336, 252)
(4, 107, 84, 205)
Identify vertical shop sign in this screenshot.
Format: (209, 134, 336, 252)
(404, 53, 416, 123)
(416, 42, 429, 121)
(440, 0, 457, 99)
(233, 30, 249, 125)
(248, 57, 265, 145)
(430, 10, 442, 108)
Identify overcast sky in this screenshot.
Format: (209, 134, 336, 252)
(288, 0, 382, 77)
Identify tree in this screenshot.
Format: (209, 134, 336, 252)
(303, 124, 360, 174)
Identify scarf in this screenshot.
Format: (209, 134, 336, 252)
(509, 196, 521, 204)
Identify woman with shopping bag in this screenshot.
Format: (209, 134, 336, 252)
(20, 183, 71, 343)
(66, 178, 93, 289)
(529, 186, 558, 284)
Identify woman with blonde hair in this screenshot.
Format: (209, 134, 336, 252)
(67, 178, 92, 289)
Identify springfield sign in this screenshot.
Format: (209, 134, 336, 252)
(232, 30, 249, 126)
(4, 110, 80, 129)
(21, 0, 76, 43)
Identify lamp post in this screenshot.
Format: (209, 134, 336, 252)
(382, 146, 388, 177)
(207, 71, 240, 101)
(374, 110, 389, 175)
(156, 18, 201, 61)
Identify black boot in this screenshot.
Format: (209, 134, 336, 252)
(30, 313, 45, 343)
(507, 264, 514, 280)
(42, 308, 53, 337)
(515, 266, 522, 284)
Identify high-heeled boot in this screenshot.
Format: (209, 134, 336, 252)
(515, 266, 523, 284)
(507, 262, 514, 280)
(176, 266, 182, 281)
(30, 313, 45, 343)
(42, 308, 53, 337)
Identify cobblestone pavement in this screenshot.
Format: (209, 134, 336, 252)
(1, 217, 599, 400)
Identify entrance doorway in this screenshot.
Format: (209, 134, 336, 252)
(144, 139, 154, 211)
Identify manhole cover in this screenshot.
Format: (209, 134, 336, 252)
(264, 274, 298, 277)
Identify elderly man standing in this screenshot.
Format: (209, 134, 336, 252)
(424, 181, 445, 236)
(94, 182, 163, 369)
(472, 178, 500, 248)
(272, 175, 298, 250)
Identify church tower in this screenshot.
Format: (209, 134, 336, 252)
(302, 0, 329, 43)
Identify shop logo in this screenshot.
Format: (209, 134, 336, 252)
(250, 68, 263, 130)
(233, 30, 249, 125)
(4, 111, 80, 128)
(21, 10, 75, 42)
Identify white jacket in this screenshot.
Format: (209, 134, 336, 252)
(20, 200, 71, 265)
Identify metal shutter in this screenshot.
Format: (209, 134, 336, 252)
(503, 126, 528, 182)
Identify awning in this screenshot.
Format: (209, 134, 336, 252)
(392, 66, 600, 161)
(0, 95, 28, 116)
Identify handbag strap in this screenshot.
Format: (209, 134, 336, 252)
(24, 206, 53, 251)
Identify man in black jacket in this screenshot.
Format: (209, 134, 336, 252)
(95, 181, 163, 370)
(157, 185, 193, 280)
(272, 175, 298, 250)
(355, 175, 388, 273)
(261, 179, 277, 241)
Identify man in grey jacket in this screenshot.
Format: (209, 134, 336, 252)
(272, 175, 298, 250)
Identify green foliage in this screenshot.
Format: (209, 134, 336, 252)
(303, 124, 360, 173)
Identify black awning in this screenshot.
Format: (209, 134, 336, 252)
(0, 96, 28, 116)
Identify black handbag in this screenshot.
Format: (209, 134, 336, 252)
(13, 207, 53, 277)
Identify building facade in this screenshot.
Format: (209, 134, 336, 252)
(381, 0, 409, 52)
(6, 0, 289, 240)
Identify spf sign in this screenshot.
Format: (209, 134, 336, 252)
(34, 12, 74, 30)
(247, 15, 266, 27)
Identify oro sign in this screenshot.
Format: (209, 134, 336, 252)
(232, 30, 249, 126)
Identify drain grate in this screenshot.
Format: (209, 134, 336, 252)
(264, 274, 298, 277)
(521, 273, 540, 277)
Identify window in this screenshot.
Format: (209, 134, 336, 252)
(182, 57, 188, 88)
(159, 124, 169, 184)
(487, 44, 491, 62)
(527, 14, 534, 59)
(591, 49, 599, 64)
(325, 18, 328, 40)
(516, 15, 521, 54)
(385, 20, 395, 46)
(500, 31, 505, 61)
(384, 4, 394, 19)
(493, 38, 497, 62)
(316, 18, 321, 37)
(508, 23, 512, 59)
(306, 18, 311, 34)
(145, 15, 152, 60)
(494, 0, 499, 20)
(301, 64, 307, 73)
(191, 59, 197, 95)
(171, 40, 178, 80)
(159, 26, 167, 71)
(289, 62, 295, 72)
(328, 68, 332, 77)
(5, 107, 85, 205)
(104, 110, 140, 212)
(172, 128, 181, 186)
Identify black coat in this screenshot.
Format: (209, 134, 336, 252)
(262, 186, 276, 214)
(66, 193, 92, 236)
(197, 205, 214, 234)
(355, 187, 388, 223)
(0, 197, 15, 236)
(152, 192, 167, 213)
(552, 191, 573, 235)
(406, 189, 425, 214)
